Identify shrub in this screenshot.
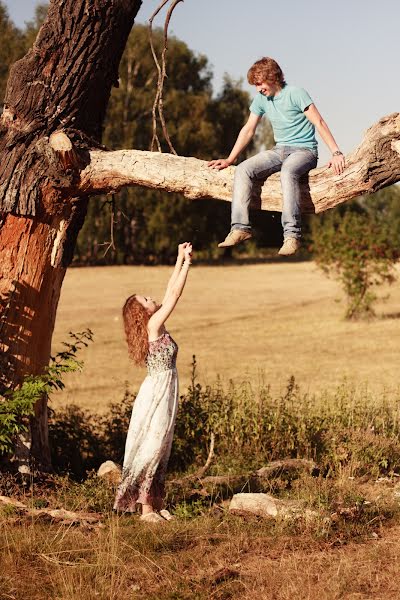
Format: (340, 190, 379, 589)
(48, 361, 400, 480)
(311, 210, 398, 319)
(0, 330, 93, 456)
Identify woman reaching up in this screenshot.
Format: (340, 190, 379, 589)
(114, 242, 193, 522)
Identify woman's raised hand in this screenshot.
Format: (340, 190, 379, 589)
(178, 242, 191, 259)
(183, 243, 193, 263)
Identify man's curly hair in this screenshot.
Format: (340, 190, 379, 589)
(247, 57, 286, 87)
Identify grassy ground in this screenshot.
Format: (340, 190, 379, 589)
(3, 261, 400, 599)
(52, 261, 400, 412)
(1, 473, 400, 600)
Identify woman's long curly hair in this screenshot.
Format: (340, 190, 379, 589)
(122, 295, 150, 366)
(247, 57, 286, 87)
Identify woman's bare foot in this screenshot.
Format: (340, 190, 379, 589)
(141, 503, 154, 516)
(140, 512, 165, 523)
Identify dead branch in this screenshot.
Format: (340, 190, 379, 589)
(77, 113, 400, 214)
(194, 432, 215, 479)
(0, 495, 102, 527)
(148, 0, 183, 154)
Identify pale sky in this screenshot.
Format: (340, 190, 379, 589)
(4, 0, 400, 163)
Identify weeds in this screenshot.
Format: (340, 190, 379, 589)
(45, 361, 400, 481)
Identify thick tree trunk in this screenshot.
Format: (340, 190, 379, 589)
(77, 112, 400, 212)
(0, 0, 142, 469)
(0, 205, 86, 469)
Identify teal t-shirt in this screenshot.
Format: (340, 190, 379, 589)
(250, 85, 317, 151)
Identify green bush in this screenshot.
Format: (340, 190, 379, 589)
(311, 209, 399, 319)
(0, 330, 93, 455)
(48, 360, 400, 480)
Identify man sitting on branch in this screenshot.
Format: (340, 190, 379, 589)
(208, 57, 345, 256)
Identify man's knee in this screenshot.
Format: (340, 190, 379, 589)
(234, 159, 254, 181)
(280, 165, 302, 181)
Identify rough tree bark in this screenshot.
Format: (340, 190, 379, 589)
(0, 1, 399, 471)
(0, 0, 143, 470)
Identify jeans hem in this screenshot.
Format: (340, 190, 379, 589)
(231, 224, 252, 232)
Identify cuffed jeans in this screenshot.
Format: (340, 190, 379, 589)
(231, 145, 318, 240)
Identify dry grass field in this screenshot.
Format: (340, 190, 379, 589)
(51, 261, 400, 412)
(2, 514, 400, 600)
(2, 261, 400, 600)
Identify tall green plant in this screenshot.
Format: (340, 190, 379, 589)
(311, 209, 399, 319)
(0, 330, 93, 454)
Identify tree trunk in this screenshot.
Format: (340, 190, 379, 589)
(0, 0, 142, 469)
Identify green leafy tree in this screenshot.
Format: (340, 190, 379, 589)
(311, 194, 399, 319)
(22, 3, 49, 48)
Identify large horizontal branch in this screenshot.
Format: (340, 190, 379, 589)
(78, 113, 400, 213)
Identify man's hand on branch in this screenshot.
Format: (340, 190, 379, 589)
(207, 158, 233, 171)
(328, 152, 345, 175)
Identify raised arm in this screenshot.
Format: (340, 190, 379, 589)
(162, 242, 189, 305)
(148, 244, 192, 339)
(207, 112, 262, 171)
(304, 104, 345, 175)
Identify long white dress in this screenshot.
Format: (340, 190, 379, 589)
(113, 331, 179, 512)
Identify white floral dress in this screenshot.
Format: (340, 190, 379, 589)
(113, 331, 179, 512)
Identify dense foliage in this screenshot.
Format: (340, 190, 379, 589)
(49, 359, 400, 480)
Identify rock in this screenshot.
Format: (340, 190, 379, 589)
(229, 493, 279, 518)
(97, 461, 122, 485)
(229, 492, 319, 521)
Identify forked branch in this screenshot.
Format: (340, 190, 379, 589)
(148, 0, 183, 154)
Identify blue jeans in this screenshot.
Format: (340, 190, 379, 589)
(231, 145, 318, 240)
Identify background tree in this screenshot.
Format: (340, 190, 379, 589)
(311, 186, 400, 320)
(0, 4, 26, 101)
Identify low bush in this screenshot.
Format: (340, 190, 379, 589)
(48, 359, 400, 480)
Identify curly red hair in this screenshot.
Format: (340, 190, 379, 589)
(247, 57, 286, 87)
(122, 295, 149, 366)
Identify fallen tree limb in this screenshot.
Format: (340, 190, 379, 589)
(0, 495, 102, 527)
(78, 113, 400, 214)
(168, 458, 318, 503)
